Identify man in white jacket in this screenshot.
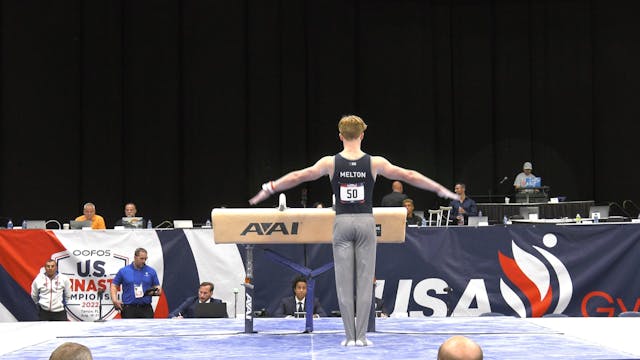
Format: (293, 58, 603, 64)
(31, 259, 71, 321)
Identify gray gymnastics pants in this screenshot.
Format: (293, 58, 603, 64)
(332, 213, 376, 342)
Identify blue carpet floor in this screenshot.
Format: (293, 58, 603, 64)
(1, 317, 637, 359)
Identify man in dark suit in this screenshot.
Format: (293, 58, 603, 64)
(274, 275, 327, 318)
(374, 297, 389, 318)
(168, 281, 226, 318)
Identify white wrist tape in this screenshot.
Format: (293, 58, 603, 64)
(262, 181, 276, 195)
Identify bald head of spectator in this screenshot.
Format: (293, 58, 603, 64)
(392, 181, 404, 193)
(49, 342, 93, 360)
(437, 335, 483, 360)
(381, 181, 408, 207)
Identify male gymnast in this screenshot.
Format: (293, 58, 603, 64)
(249, 114, 458, 346)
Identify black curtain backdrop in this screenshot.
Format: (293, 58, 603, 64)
(1, 0, 639, 227)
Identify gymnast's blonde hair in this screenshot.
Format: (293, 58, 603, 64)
(338, 115, 367, 140)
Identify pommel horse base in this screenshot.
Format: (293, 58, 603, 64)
(211, 207, 407, 334)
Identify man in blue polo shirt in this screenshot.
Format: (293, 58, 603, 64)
(110, 247, 162, 318)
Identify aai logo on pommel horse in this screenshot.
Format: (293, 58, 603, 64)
(240, 222, 300, 236)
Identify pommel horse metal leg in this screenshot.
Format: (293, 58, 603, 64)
(368, 282, 376, 332)
(241, 244, 256, 333)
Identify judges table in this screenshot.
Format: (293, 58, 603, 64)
(2, 221, 640, 322)
(477, 200, 594, 223)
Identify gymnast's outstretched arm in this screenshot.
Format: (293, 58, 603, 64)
(249, 156, 334, 205)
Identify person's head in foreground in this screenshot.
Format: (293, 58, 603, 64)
(437, 335, 483, 360)
(49, 342, 93, 360)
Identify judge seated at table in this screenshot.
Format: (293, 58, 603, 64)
(169, 281, 225, 318)
(403, 198, 423, 226)
(449, 183, 478, 225)
(273, 275, 327, 318)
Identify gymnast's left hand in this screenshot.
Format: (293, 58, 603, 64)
(249, 189, 270, 205)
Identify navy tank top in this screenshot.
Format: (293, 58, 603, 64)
(330, 153, 375, 214)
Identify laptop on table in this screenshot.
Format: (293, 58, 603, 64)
(589, 205, 610, 221)
(69, 220, 92, 229)
(122, 217, 145, 229)
(524, 177, 542, 188)
(194, 302, 228, 318)
(173, 220, 194, 229)
(24, 220, 47, 229)
(467, 216, 489, 226)
(519, 206, 540, 220)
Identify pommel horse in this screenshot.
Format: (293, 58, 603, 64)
(211, 206, 407, 333)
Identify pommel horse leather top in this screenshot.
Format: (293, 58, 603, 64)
(211, 207, 407, 244)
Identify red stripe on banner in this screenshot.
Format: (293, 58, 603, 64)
(0, 230, 67, 294)
(498, 251, 553, 317)
(154, 293, 169, 318)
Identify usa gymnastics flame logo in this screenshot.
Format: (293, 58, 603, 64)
(498, 234, 573, 317)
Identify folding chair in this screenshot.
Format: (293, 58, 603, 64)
(428, 209, 442, 226)
(439, 206, 452, 227)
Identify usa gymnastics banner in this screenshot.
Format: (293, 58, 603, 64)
(0, 229, 245, 322)
(247, 223, 640, 318)
(2, 224, 640, 321)
(372, 224, 640, 317)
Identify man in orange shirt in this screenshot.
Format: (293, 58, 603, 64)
(75, 202, 106, 229)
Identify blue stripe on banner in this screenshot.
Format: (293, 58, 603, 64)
(0, 265, 38, 321)
(157, 230, 200, 315)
